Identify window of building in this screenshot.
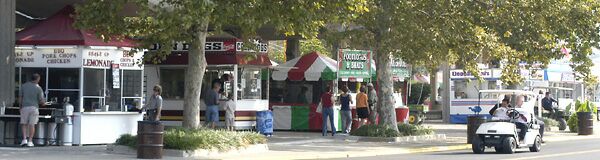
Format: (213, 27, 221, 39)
(160, 68, 185, 99)
(47, 68, 80, 109)
(238, 68, 262, 100)
(83, 68, 105, 112)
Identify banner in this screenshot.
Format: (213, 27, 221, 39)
(338, 49, 372, 78)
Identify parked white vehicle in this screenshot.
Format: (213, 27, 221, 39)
(472, 90, 542, 154)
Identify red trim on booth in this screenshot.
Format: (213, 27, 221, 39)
(16, 6, 136, 47)
(288, 52, 320, 81)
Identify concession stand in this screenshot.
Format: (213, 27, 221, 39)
(270, 52, 342, 131)
(144, 37, 272, 129)
(1, 6, 144, 145)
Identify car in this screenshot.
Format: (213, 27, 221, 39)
(472, 90, 542, 154)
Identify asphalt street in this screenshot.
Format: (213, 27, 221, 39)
(332, 137, 600, 160)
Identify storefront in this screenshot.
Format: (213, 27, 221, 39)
(449, 69, 502, 123)
(144, 37, 272, 129)
(4, 6, 144, 145)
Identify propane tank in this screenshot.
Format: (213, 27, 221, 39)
(61, 97, 74, 146)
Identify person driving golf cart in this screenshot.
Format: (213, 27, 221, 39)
(513, 96, 531, 142)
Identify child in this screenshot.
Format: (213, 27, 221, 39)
(225, 94, 236, 131)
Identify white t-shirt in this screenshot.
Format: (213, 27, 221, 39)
(515, 107, 530, 123)
(494, 107, 510, 120)
(225, 100, 236, 119)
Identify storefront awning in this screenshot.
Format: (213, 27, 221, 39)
(272, 52, 338, 81)
(16, 5, 136, 47)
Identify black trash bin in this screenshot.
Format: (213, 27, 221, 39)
(467, 115, 486, 144)
(577, 112, 594, 135)
(137, 121, 164, 159)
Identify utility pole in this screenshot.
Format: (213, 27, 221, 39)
(442, 62, 450, 123)
(0, 0, 16, 107)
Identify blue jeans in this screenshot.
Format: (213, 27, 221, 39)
(322, 107, 336, 136)
(206, 105, 219, 123)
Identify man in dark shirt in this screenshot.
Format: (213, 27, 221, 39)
(541, 92, 558, 116)
(203, 83, 220, 129)
(211, 74, 231, 94)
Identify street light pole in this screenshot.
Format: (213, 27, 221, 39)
(442, 62, 450, 123)
(0, 0, 16, 107)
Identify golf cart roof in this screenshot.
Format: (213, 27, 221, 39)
(531, 86, 574, 91)
(478, 90, 536, 95)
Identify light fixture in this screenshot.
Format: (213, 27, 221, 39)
(15, 45, 34, 49)
(35, 45, 78, 49)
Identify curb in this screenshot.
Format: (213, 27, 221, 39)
(347, 134, 447, 143)
(106, 144, 269, 158)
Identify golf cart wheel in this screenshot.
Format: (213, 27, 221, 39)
(472, 136, 485, 154)
(557, 118, 567, 131)
(529, 136, 541, 152)
(501, 136, 516, 154)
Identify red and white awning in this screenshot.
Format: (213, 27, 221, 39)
(272, 52, 338, 81)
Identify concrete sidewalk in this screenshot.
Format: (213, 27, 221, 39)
(1, 120, 597, 160)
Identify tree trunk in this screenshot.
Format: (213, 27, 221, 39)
(429, 68, 439, 110)
(374, 44, 398, 132)
(182, 23, 209, 129)
(285, 36, 300, 60)
(0, 1, 15, 107)
(441, 62, 451, 123)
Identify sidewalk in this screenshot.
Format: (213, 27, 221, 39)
(1, 120, 598, 160)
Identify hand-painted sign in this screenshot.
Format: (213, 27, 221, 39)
(15, 48, 81, 67)
(338, 49, 372, 78)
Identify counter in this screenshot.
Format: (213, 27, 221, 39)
(72, 112, 143, 145)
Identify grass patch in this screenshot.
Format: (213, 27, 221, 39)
(115, 127, 267, 151)
(350, 124, 434, 137)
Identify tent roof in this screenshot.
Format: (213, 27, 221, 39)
(16, 5, 136, 47)
(272, 52, 338, 81)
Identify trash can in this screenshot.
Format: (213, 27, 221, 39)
(137, 121, 164, 159)
(395, 107, 410, 124)
(256, 111, 273, 136)
(577, 112, 594, 135)
(467, 115, 486, 144)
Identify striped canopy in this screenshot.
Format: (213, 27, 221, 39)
(272, 52, 338, 81)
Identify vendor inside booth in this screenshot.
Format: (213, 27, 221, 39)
(1, 6, 144, 146)
(144, 37, 272, 129)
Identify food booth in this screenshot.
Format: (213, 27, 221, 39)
(270, 52, 342, 131)
(144, 37, 272, 129)
(2, 6, 144, 145)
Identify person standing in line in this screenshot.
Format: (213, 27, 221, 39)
(339, 86, 353, 134)
(367, 83, 377, 124)
(225, 94, 236, 131)
(355, 87, 369, 127)
(142, 85, 163, 121)
(320, 86, 336, 136)
(204, 83, 221, 129)
(19, 73, 45, 147)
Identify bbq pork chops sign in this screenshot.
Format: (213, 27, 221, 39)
(338, 49, 372, 78)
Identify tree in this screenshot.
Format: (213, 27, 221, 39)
(269, 38, 332, 62)
(329, 0, 600, 132)
(74, 0, 367, 129)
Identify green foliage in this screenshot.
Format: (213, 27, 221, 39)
(350, 124, 398, 137)
(568, 112, 578, 133)
(541, 117, 559, 128)
(408, 82, 431, 105)
(396, 123, 434, 136)
(115, 128, 267, 151)
(575, 100, 594, 113)
(350, 124, 433, 137)
(115, 134, 137, 148)
(268, 38, 332, 63)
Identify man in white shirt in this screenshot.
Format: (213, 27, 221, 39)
(490, 98, 511, 120)
(514, 96, 530, 142)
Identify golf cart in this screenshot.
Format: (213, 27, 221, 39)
(531, 86, 574, 130)
(472, 90, 542, 154)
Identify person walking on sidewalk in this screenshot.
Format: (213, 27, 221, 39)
(18, 73, 45, 147)
(142, 85, 163, 121)
(225, 94, 236, 131)
(339, 86, 353, 134)
(356, 87, 369, 128)
(367, 83, 377, 124)
(204, 83, 221, 129)
(320, 86, 336, 136)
